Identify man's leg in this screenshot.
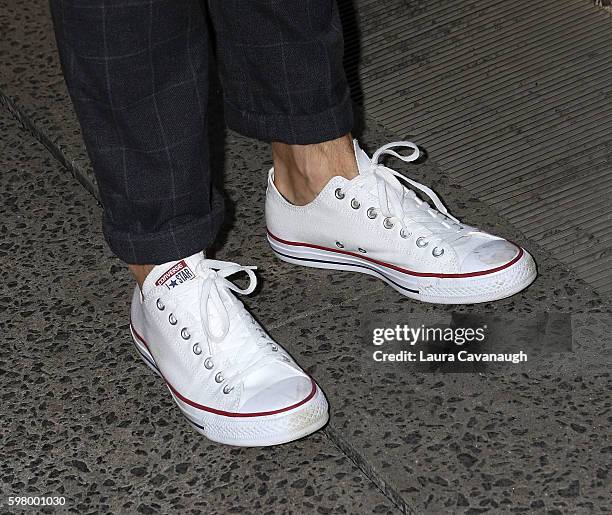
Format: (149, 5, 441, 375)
(271, 136, 357, 205)
(50, 0, 329, 446)
(209, 0, 537, 303)
(50, 0, 223, 282)
(207, 0, 358, 206)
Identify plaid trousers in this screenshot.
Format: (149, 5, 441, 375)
(50, 0, 353, 264)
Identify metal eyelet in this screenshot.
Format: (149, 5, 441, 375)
(223, 385, 234, 395)
(400, 228, 410, 239)
(168, 313, 177, 325)
(181, 328, 190, 340)
(367, 207, 377, 219)
(336, 241, 344, 248)
(432, 247, 445, 257)
(416, 237, 429, 248)
(334, 188, 345, 200)
(271, 345, 278, 352)
(358, 247, 367, 253)
(350, 198, 360, 209)
(204, 358, 214, 370)
(214, 372, 224, 383)
(156, 299, 165, 311)
(192, 343, 202, 355)
(383, 217, 395, 229)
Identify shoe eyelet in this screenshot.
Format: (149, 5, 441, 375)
(358, 247, 367, 253)
(334, 188, 345, 200)
(156, 299, 165, 311)
(416, 237, 429, 248)
(400, 228, 410, 239)
(336, 241, 344, 248)
(432, 247, 445, 257)
(168, 313, 177, 325)
(350, 198, 360, 209)
(223, 385, 234, 394)
(215, 372, 224, 383)
(192, 343, 202, 355)
(383, 217, 395, 229)
(367, 207, 378, 219)
(204, 357, 214, 370)
(181, 328, 190, 340)
(271, 345, 278, 352)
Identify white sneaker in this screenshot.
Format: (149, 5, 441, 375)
(129, 252, 328, 446)
(266, 140, 537, 304)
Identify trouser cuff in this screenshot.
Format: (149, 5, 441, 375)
(102, 195, 225, 265)
(224, 91, 354, 145)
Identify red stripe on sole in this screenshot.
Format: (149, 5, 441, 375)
(267, 229, 523, 279)
(130, 323, 317, 418)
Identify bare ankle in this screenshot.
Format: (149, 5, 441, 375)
(129, 264, 156, 290)
(271, 134, 358, 205)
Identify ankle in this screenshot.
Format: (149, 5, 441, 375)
(129, 264, 156, 290)
(271, 134, 358, 205)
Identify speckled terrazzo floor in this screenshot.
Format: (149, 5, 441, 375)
(1, 1, 611, 514)
(0, 112, 399, 515)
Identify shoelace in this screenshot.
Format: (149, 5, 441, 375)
(195, 259, 257, 344)
(198, 259, 287, 389)
(162, 259, 285, 392)
(342, 141, 475, 249)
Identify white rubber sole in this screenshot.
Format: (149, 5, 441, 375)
(268, 233, 537, 304)
(130, 325, 329, 447)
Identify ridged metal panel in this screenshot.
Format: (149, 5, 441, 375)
(346, 0, 612, 294)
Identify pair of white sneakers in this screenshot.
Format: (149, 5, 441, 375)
(130, 141, 537, 446)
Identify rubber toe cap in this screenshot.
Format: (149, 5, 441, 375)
(239, 375, 315, 414)
(460, 239, 520, 274)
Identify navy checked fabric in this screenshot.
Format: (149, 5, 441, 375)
(50, 0, 352, 264)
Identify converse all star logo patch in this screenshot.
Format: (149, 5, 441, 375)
(155, 260, 195, 289)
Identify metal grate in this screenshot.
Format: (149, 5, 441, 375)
(343, 0, 612, 295)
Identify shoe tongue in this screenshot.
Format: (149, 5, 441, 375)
(353, 139, 372, 175)
(353, 139, 446, 227)
(352, 139, 404, 198)
(142, 252, 204, 296)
